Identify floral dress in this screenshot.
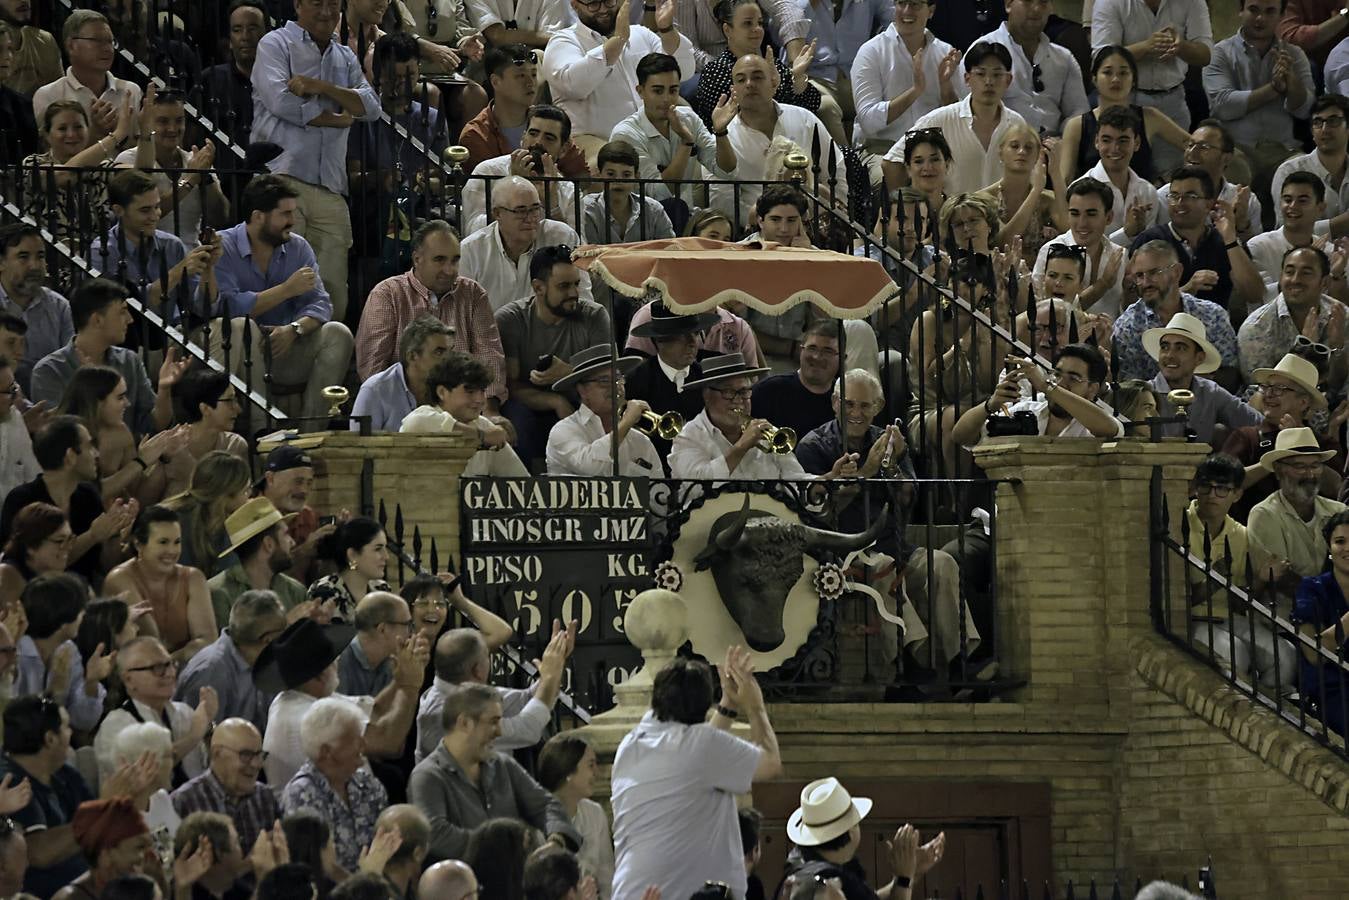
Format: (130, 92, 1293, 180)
(307, 572, 392, 622)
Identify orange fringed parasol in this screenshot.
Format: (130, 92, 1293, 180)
(571, 237, 899, 320)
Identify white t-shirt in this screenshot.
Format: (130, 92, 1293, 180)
(262, 691, 374, 789)
(610, 711, 762, 900)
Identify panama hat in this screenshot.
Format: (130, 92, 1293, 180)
(786, 777, 873, 847)
(628, 301, 720, 340)
(1259, 426, 1336, 472)
(551, 345, 646, 393)
(680, 352, 771, 390)
(1141, 312, 1221, 375)
(1252, 354, 1326, 410)
(252, 618, 357, 694)
(219, 497, 297, 558)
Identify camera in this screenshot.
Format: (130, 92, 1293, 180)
(985, 410, 1039, 437)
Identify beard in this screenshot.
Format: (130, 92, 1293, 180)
(1282, 476, 1320, 506)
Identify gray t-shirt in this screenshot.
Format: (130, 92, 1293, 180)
(494, 297, 612, 383)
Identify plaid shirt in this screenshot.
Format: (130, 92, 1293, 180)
(354, 271, 507, 402)
(1113, 294, 1240, 382)
(170, 769, 280, 855)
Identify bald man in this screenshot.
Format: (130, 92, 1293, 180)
(375, 805, 431, 896)
(337, 592, 415, 697)
(170, 718, 280, 854)
(418, 859, 479, 900)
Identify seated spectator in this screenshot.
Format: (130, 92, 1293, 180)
(107, 721, 183, 867)
(338, 591, 415, 697)
(1250, 428, 1348, 588)
(1112, 241, 1240, 385)
(408, 681, 580, 862)
(461, 45, 590, 177)
(0, 695, 96, 896)
(611, 52, 738, 211)
(104, 507, 216, 663)
(1272, 95, 1349, 231)
(161, 450, 252, 577)
(31, 10, 143, 130)
(461, 177, 590, 314)
(280, 698, 388, 873)
(74, 597, 135, 691)
(980, 125, 1066, 268)
(1239, 247, 1349, 390)
(738, 807, 764, 900)
(353, 317, 454, 433)
(401, 352, 529, 475)
(1, 416, 136, 583)
(495, 244, 611, 463)
(200, 0, 266, 149)
(257, 445, 330, 585)
(625, 296, 760, 364)
(175, 590, 289, 729)
(372, 805, 432, 896)
(0, 222, 74, 393)
(1248, 173, 1331, 305)
(170, 718, 280, 856)
(209, 498, 307, 627)
(1292, 508, 1349, 736)
(354, 220, 507, 413)
(257, 615, 425, 788)
(751, 319, 841, 441)
(52, 797, 156, 900)
(31, 278, 182, 437)
(462, 104, 581, 237)
(112, 90, 230, 251)
(466, 818, 540, 900)
(416, 624, 570, 761)
(1330, 32, 1349, 95)
(542, 0, 694, 164)
(1143, 312, 1261, 445)
(546, 345, 661, 477)
(0, 0, 60, 96)
(1078, 106, 1159, 245)
(583, 141, 676, 244)
(419, 859, 479, 899)
(0, 315, 29, 391)
(537, 733, 614, 898)
(173, 810, 284, 900)
(0, 498, 62, 609)
(162, 369, 249, 498)
(1130, 166, 1264, 315)
(780, 778, 942, 900)
(1157, 121, 1263, 244)
(623, 303, 718, 460)
(307, 518, 392, 623)
(281, 809, 341, 895)
(211, 174, 355, 421)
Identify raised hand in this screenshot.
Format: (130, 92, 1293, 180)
(654, 0, 675, 32)
(884, 824, 919, 880)
(910, 47, 927, 95)
(102, 751, 161, 799)
(915, 831, 946, 875)
(0, 774, 31, 814)
(1327, 300, 1346, 349)
(358, 827, 403, 875)
(138, 81, 160, 140)
(48, 642, 76, 697)
(612, 0, 631, 46)
(84, 641, 117, 685)
(458, 33, 486, 61)
(21, 399, 53, 436)
(937, 48, 961, 82)
(790, 38, 816, 90)
(191, 686, 219, 739)
(174, 835, 214, 887)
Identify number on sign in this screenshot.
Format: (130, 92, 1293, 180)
(606, 666, 633, 689)
(561, 589, 593, 634)
(511, 589, 542, 636)
(612, 589, 640, 633)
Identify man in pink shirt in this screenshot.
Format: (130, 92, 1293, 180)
(625, 299, 763, 366)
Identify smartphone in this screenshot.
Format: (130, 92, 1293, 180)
(528, 145, 546, 175)
(199, 225, 215, 245)
(318, 515, 336, 527)
(534, 353, 553, 372)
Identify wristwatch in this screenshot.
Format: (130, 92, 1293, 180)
(290, 322, 303, 338)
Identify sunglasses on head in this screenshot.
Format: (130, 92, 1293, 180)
(905, 126, 944, 142)
(1293, 334, 1330, 358)
(1047, 244, 1088, 261)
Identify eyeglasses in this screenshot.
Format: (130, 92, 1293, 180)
(413, 597, 450, 610)
(385, 619, 415, 631)
(0, 384, 17, 398)
(905, 126, 944, 143)
(72, 36, 116, 46)
(1293, 334, 1330, 358)
(1031, 63, 1044, 93)
(1167, 191, 1209, 204)
(801, 344, 839, 358)
(1277, 460, 1323, 475)
(1312, 116, 1347, 130)
(126, 660, 177, 677)
(494, 203, 544, 219)
(1259, 383, 1307, 400)
(1132, 264, 1175, 283)
(577, 0, 619, 8)
(1051, 367, 1087, 386)
(1195, 482, 1234, 498)
(218, 746, 270, 765)
(712, 387, 753, 400)
(1047, 244, 1087, 263)
(1184, 140, 1220, 154)
(0, 645, 15, 657)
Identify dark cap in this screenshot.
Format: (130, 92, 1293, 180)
(265, 445, 314, 474)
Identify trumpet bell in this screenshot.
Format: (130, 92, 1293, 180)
(759, 424, 797, 454)
(636, 409, 684, 440)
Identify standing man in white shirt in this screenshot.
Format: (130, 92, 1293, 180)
(31, 10, 142, 135)
(546, 344, 662, 476)
(543, 0, 695, 165)
(974, 0, 1088, 133)
(1271, 94, 1349, 233)
(881, 42, 1028, 196)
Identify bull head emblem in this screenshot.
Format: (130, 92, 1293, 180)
(692, 496, 889, 652)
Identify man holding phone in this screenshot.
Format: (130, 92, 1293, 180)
(459, 104, 580, 236)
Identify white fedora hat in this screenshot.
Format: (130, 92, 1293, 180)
(1252, 353, 1326, 410)
(1141, 312, 1221, 375)
(786, 777, 873, 847)
(1259, 426, 1336, 472)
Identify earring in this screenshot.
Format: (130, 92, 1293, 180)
(348, 560, 358, 571)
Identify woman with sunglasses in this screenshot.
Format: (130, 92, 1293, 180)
(979, 124, 1067, 268)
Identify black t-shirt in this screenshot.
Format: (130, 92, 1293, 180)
(0, 476, 105, 582)
(751, 373, 836, 441)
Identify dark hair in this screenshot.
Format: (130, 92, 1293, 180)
(903, 128, 953, 165)
(529, 244, 577, 284)
(1054, 343, 1108, 386)
(535, 732, 590, 791)
(76, 598, 132, 662)
(241, 174, 300, 223)
(4, 501, 66, 564)
(1169, 165, 1215, 199)
(281, 810, 332, 876)
(526, 103, 572, 145)
(131, 504, 180, 546)
(1090, 44, 1138, 83)
(99, 874, 161, 900)
(411, 219, 459, 253)
(1195, 453, 1245, 491)
(426, 351, 491, 403)
(32, 415, 87, 471)
(57, 365, 123, 431)
(1311, 94, 1349, 120)
(1283, 244, 1331, 277)
(1324, 509, 1349, 543)
(1096, 104, 1142, 138)
(485, 43, 535, 83)
(234, 522, 282, 563)
(372, 30, 420, 84)
(23, 571, 89, 639)
(318, 516, 384, 568)
(1066, 176, 1115, 214)
(1045, 244, 1088, 278)
(738, 807, 763, 856)
(963, 41, 1012, 72)
(0, 222, 41, 256)
(257, 864, 319, 900)
(651, 657, 715, 724)
(1192, 118, 1234, 153)
(756, 184, 807, 219)
(597, 140, 640, 172)
(0, 312, 27, 336)
(226, 0, 269, 21)
(331, 874, 401, 900)
(1283, 170, 1327, 203)
(522, 847, 581, 900)
(812, 829, 854, 853)
(466, 819, 538, 900)
(399, 572, 445, 606)
(636, 51, 681, 83)
(173, 368, 233, 423)
(713, 0, 759, 26)
(2, 694, 63, 755)
(107, 169, 160, 209)
(69, 277, 129, 332)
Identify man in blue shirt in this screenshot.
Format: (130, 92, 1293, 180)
(0, 223, 74, 394)
(352, 316, 454, 432)
(212, 175, 354, 421)
(250, 0, 382, 321)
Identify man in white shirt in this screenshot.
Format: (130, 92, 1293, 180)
(461, 105, 579, 236)
(849, 0, 965, 152)
(546, 344, 662, 476)
(32, 10, 142, 133)
(1090, 0, 1212, 175)
(1034, 178, 1127, 315)
(0, 356, 37, 500)
(460, 176, 590, 312)
(881, 42, 1028, 196)
(1155, 120, 1262, 243)
(400, 352, 530, 477)
(974, 0, 1088, 133)
(469, 0, 574, 49)
(1271, 95, 1349, 233)
(1081, 105, 1159, 244)
(1248, 172, 1329, 303)
(712, 54, 848, 225)
(543, 0, 695, 164)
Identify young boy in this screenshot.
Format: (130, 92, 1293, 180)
(581, 141, 676, 245)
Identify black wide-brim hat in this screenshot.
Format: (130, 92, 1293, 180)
(252, 617, 357, 694)
(628, 301, 720, 340)
(681, 352, 771, 390)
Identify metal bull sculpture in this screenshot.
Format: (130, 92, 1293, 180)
(692, 496, 890, 652)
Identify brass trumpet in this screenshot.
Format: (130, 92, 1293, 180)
(633, 408, 684, 440)
(736, 408, 796, 453)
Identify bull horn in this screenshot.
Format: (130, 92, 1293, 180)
(714, 494, 755, 552)
(799, 505, 890, 555)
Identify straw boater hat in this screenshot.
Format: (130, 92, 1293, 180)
(219, 497, 297, 558)
(1259, 426, 1336, 472)
(786, 777, 873, 847)
(1252, 353, 1326, 410)
(252, 617, 358, 694)
(551, 345, 646, 393)
(1142, 312, 1221, 375)
(680, 352, 771, 390)
(628, 301, 720, 340)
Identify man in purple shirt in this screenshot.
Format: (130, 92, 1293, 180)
(212, 175, 354, 421)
